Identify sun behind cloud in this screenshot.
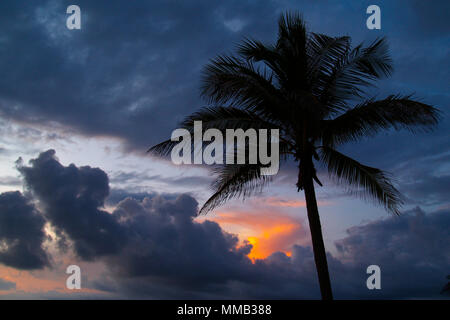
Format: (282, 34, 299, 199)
(245, 223, 297, 259)
(205, 198, 312, 260)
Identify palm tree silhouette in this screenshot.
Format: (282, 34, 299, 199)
(149, 12, 440, 300)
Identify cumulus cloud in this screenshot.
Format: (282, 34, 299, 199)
(334, 207, 450, 298)
(2, 150, 448, 299)
(103, 195, 259, 296)
(1, 1, 448, 245)
(11, 150, 321, 298)
(105, 189, 159, 206)
(85, 203, 450, 298)
(18, 149, 127, 260)
(0, 0, 448, 300)
(0, 191, 49, 269)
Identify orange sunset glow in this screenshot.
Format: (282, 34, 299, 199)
(245, 223, 296, 259)
(208, 208, 310, 260)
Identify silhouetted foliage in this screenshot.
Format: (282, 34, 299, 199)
(150, 12, 440, 299)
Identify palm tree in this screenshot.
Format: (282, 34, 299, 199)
(149, 12, 440, 300)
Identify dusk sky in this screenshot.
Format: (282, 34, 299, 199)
(0, 0, 448, 299)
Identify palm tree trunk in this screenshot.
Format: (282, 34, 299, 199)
(303, 174, 333, 300)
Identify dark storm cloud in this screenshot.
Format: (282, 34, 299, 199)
(105, 195, 254, 285)
(334, 207, 450, 298)
(5, 150, 450, 298)
(106, 188, 193, 206)
(14, 150, 257, 296)
(105, 188, 159, 206)
(97, 202, 450, 299)
(0, 0, 446, 153)
(0, 191, 49, 269)
(0, 0, 447, 297)
(0, 0, 281, 152)
(18, 149, 127, 260)
(0, 1, 448, 210)
(9, 150, 318, 297)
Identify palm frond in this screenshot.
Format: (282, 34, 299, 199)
(320, 146, 403, 214)
(322, 95, 441, 146)
(201, 55, 274, 105)
(318, 37, 393, 111)
(180, 106, 279, 131)
(199, 163, 272, 215)
(148, 11, 441, 221)
(237, 38, 288, 87)
(306, 33, 350, 83)
(148, 106, 292, 168)
(148, 137, 182, 158)
(276, 12, 308, 90)
(201, 55, 289, 123)
(276, 11, 307, 58)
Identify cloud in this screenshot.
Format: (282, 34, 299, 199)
(403, 174, 450, 206)
(209, 209, 309, 259)
(11, 150, 318, 298)
(0, 0, 281, 152)
(0, 1, 448, 223)
(105, 189, 159, 206)
(18, 149, 127, 260)
(263, 197, 306, 208)
(109, 170, 213, 190)
(13, 150, 257, 296)
(104, 195, 257, 292)
(0, 0, 447, 299)
(94, 204, 450, 299)
(0, 176, 21, 187)
(0, 0, 446, 156)
(334, 207, 450, 298)
(393, 152, 450, 207)
(0, 191, 49, 269)
(3, 150, 449, 299)
(0, 278, 16, 291)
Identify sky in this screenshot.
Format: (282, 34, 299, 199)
(0, 0, 449, 299)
